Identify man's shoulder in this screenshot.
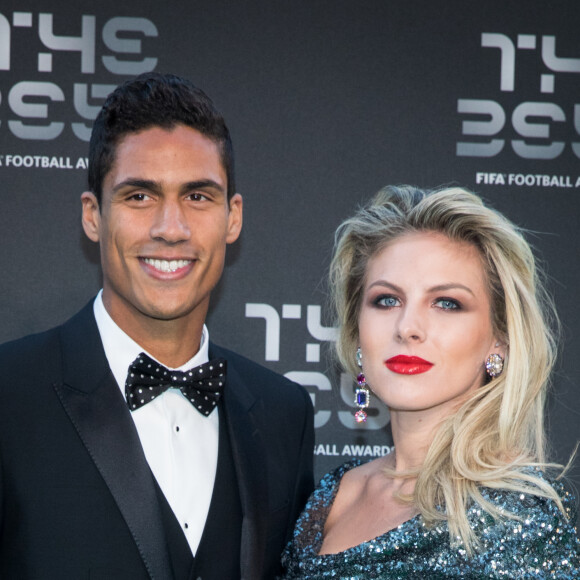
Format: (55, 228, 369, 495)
(0, 326, 65, 399)
(0, 324, 62, 366)
(0, 301, 95, 376)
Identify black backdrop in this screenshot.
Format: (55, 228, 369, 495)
(1, 0, 579, 506)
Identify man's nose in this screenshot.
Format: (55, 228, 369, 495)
(150, 201, 191, 243)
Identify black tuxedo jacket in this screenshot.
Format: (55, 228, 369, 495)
(0, 302, 314, 579)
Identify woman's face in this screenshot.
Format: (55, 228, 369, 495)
(358, 231, 501, 415)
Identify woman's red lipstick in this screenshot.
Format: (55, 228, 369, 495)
(386, 355, 434, 375)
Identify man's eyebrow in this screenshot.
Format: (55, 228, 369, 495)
(111, 178, 226, 195)
(112, 179, 159, 194)
(180, 179, 226, 194)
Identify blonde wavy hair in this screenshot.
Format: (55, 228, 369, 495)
(330, 184, 566, 553)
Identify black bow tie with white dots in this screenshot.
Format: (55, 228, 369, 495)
(125, 353, 226, 416)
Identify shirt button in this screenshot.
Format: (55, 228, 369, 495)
(175, 425, 180, 432)
(184, 522, 189, 529)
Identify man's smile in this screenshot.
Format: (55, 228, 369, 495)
(141, 258, 193, 273)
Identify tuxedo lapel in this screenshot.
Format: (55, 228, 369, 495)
(53, 303, 173, 580)
(210, 344, 269, 580)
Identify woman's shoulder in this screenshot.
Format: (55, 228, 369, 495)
(472, 467, 580, 576)
(480, 466, 577, 521)
(320, 458, 367, 482)
(306, 459, 366, 514)
(284, 460, 365, 555)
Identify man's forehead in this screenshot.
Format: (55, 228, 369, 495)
(103, 125, 227, 191)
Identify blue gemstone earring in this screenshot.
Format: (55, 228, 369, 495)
(354, 347, 370, 423)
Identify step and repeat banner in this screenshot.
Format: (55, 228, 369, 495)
(0, 0, 579, 489)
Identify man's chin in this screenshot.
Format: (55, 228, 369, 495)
(136, 303, 200, 322)
(103, 286, 211, 328)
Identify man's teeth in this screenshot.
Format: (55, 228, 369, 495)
(144, 258, 191, 272)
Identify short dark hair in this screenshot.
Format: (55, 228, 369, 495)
(88, 72, 235, 202)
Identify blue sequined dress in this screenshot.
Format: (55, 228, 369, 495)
(280, 460, 580, 579)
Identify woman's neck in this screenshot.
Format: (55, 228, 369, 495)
(388, 405, 450, 473)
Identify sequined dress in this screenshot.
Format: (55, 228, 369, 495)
(280, 460, 580, 579)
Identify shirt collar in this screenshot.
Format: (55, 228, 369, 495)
(93, 290, 209, 397)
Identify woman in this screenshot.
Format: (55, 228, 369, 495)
(281, 185, 580, 578)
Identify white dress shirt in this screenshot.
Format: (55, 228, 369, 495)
(93, 291, 219, 556)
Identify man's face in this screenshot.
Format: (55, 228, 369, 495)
(81, 125, 242, 333)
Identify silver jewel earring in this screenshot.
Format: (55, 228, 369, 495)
(354, 347, 370, 423)
(485, 353, 504, 378)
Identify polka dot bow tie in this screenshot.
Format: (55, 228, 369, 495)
(125, 353, 226, 416)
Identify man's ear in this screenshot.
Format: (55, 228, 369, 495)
(81, 192, 101, 242)
(226, 193, 243, 244)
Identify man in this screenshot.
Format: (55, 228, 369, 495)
(0, 73, 314, 579)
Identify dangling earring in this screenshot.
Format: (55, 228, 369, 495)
(485, 353, 504, 378)
(354, 347, 370, 423)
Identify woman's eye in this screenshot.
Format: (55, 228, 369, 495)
(435, 298, 459, 310)
(375, 296, 400, 308)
